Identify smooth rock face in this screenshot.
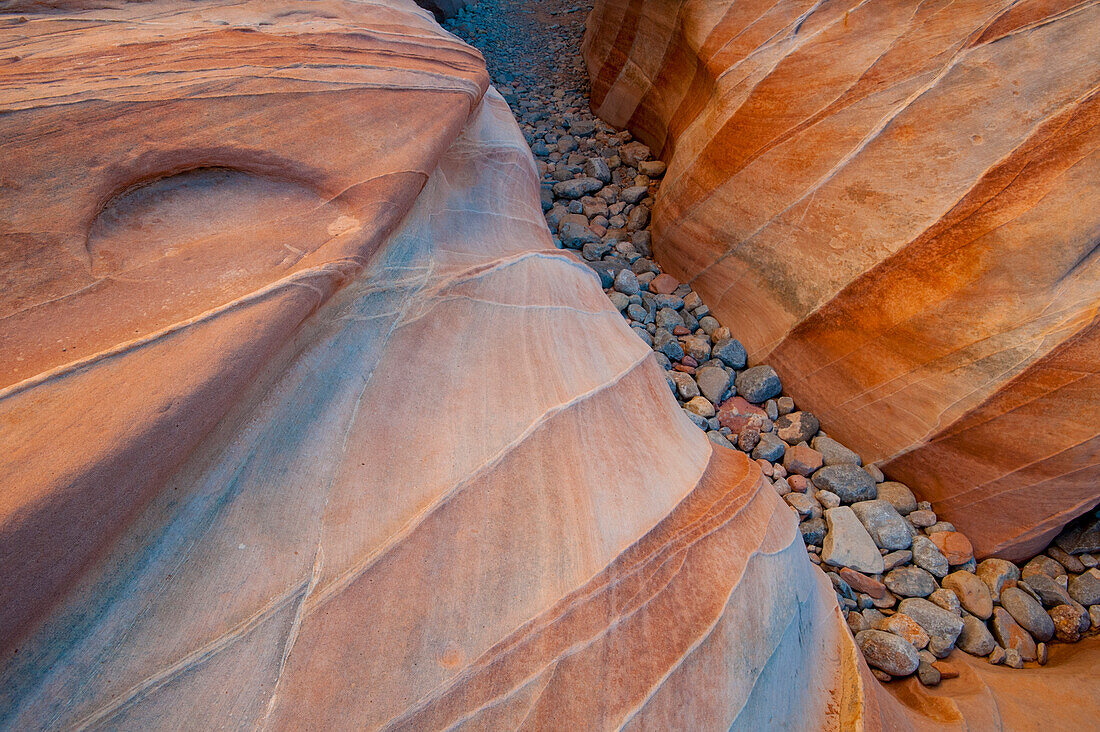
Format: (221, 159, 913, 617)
(0, 2, 892, 729)
(583, 0, 1100, 561)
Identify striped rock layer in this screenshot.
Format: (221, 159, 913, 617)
(0, 1, 890, 729)
(583, 0, 1100, 561)
(1, 1, 1097, 729)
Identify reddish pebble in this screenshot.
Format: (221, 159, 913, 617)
(839, 567, 887, 599)
(589, 224, 607, 237)
(717, 396, 767, 417)
(672, 364, 696, 374)
(787, 474, 811, 493)
(737, 428, 760, 452)
(756, 459, 774, 477)
(672, 325, 690, 336)
(783, 444, 824, 477)
(650, 273, 679, 294)
(716, 396, 767, 432)
(929, 531, 974, 565)
(680, 355, 698, 367)
(719, 413, 751, 432)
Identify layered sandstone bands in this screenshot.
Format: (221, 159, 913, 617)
(583, 0, 1100, 561)
(2, 1, 1097, 729)
(0, 2, 879, 728)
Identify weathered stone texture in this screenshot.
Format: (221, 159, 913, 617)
(583, 0, 1100, 562)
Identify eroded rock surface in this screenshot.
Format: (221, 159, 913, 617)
(583, 0, 1100, 561)
(0, 2, 879, 729)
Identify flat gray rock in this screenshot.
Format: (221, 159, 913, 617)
(884, 566, 937, 598)
(620, 185, 648, 204)
(1022, 554, 1066, 581)
(821, 506, 884, 574)
(911, 535, 949, 579)
(883, 550, 913, 571)
(856, 630, 919, 677)
(552, 175, 603, 199)
(990, 606, 1037, 661)
(812, 436, 861, 466)
(875, 481, 916, 514)
(1022, 573, 1075, 608)
(583, 156, 611, 183)
(695, 366, 730, 404)
(1069, 568, 1100, 606)
(653, 329, 684, 361)
(897, 597, 964, 646)
(668, 371, 699, 400)
(751, 433, 785, 462)
(711, 338, 746, 369)
(1054, 514, 1100, 555)
(1001, 587, 1054, 642)
(851, 499, 912, 551)
(956, 614, 996, 656)
(800, 517, 826, 546)
(812, 464, 877, 504)
(734, 365, 782, 403)
(612, 267, 640, 295)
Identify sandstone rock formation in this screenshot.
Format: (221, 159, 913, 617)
(0, 2, 875, 728)
(583, 0, 1100, 561)
(2, 1, 1097, 729)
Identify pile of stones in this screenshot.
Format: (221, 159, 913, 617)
(444, 0, 1100, 685)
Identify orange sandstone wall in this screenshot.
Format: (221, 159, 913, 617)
(583, 0, 1100, 561)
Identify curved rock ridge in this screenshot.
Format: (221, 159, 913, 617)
(0, 2, 885, 729)
(0, 0, 488, 654)
(582, 0, 1100, 561)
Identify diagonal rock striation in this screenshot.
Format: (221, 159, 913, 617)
(0, 1, 881, 729)
(582, 0, 1100, 562)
